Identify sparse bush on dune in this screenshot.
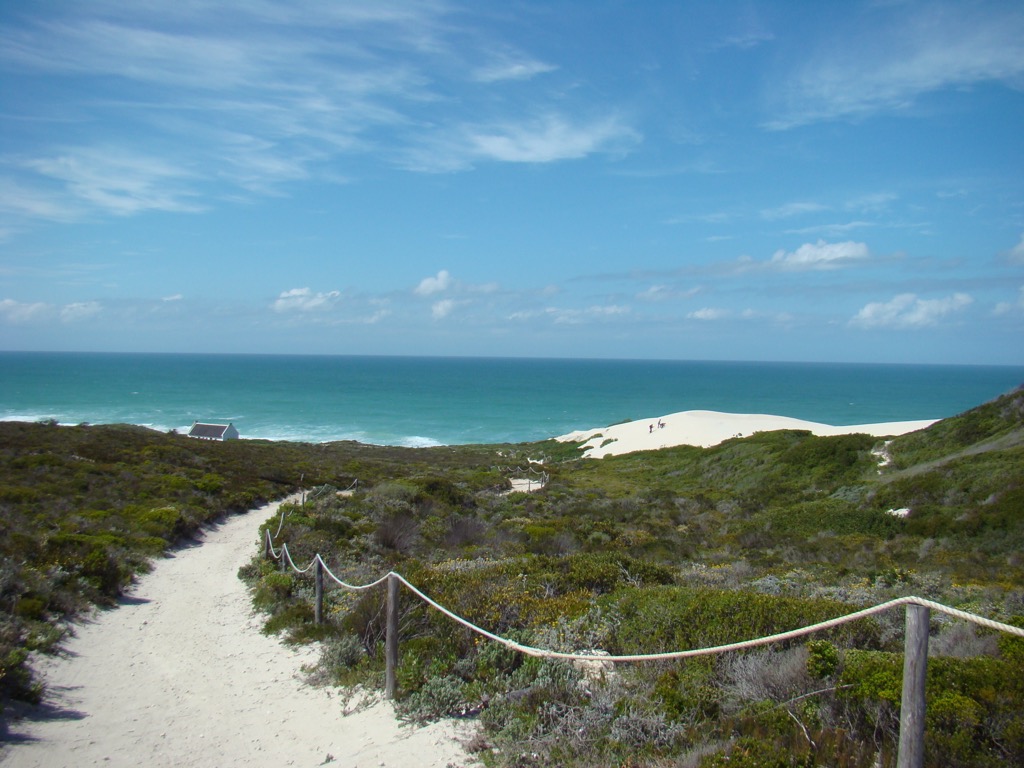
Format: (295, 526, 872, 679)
(4, 388, 1024, 765)
(243, 390, 1024, 766)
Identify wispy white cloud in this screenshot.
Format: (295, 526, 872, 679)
(552, 304, 630, 325)
(0, 176, 82, 222)
(415, 269, 452, 296)
(994, 286, 1024, 316)
(1, 2, 633, 219)
(0, 298, 51, 323)
(636, 285, 701, 302)
(431, 298, 455, 319)
(784, 221, 875, 237)
(23, 147, 204, 216)
(473, 53, 556, 83)
(768, 2, 1024, 128)
(272, 287, 341, 312)
(406, 114, 639, 171)
(162, 293, 184, 302)
(850, 292, 973, 329)
(770, 239, 869, 271)
(716, 30, 775, 50)
(508, 304, 630, 325)
(761, 201, 828, 220)
(362, 308, 392, 324)
(688, 307, 730, 321)
(60, 301, 102, 323)
(467, 114, 638, 164)
(846, 192, 898, 213)
(1005, 233, 1024, 264)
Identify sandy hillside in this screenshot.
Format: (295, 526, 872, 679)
(0, 497, 471, 768)
(557, 409, 937, 458)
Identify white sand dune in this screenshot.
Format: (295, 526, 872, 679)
(557, 409, 937, 458)
(0, 497, 470, 768)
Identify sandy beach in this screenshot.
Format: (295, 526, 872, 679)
(0, 497, 470, 768)
(557, 409, 937, 458)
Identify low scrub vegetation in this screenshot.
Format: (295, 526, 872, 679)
(0, 421, 511, 709)
(4, 386, 1024, 767)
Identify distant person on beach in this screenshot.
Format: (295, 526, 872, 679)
(649, 424, 654, 433)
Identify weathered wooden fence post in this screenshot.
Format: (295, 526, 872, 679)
(263, 529, 272, 560)
(897, 602, 929, 768)
(385, 572, 399, 699)
(314, 556, 324, 625)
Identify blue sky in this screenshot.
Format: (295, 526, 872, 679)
(1, 0, 1023, 365)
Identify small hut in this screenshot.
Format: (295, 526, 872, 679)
(187, 422, 240, 441)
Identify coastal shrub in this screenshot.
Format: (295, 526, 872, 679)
(806, 639, 840, 679)
(475, 658, 691, 767)
(719, 646, 811, 712)
(776, 433, 878, 491)
(0, 420, 512, 709)
(411, 476, 469, 509)
(396, 674, 472, 722)
(550, 551, 675, 593)
(130, 505, 187, 541)
(836, 649, 1024, 766)
(253, 571, 294, 609)
(887, 389, 1024, 468)
(368, 480, 418, 504)
(4, 395, 1024, 764)
(317, 633, 366, 675)
(653, 658, 721, 723)
(411, 562, 593, 640)
(0, 645, 42, 705)
(372, 510, 420, 554)
(760, 499, 903, 540)
(603, 586, 880, 656)
(340, 589, 387, 655)
(261, 602, 314, 637)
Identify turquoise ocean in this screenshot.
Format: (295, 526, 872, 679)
(1, 352, 1022, 447)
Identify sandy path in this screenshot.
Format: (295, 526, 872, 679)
(1, 497, 471, 768)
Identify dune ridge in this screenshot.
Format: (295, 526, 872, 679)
(557, 409, 937, 458)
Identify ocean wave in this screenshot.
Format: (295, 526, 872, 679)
(1, 413, 60, 425)
(397, 435, 444, 448)
(0, 415, 449, 448)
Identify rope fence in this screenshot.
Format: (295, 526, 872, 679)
(493, 465, 549, 478)
(263, 495, 1024, 768)
(492, 465, 550, 491)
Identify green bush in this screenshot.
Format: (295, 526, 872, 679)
(838, 649, 1024, 766)
(806, 639, 840, 679)
(604, 586, 879, 655)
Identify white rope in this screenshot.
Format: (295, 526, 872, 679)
(495, 465, 547, 476)
(389, 581, 1024, 663)
(266, 536, 1024, 660)
(265, 529, 282, 559)
(281, 543, 317, 574)
(261, 495, 1024, 662)
(267, 490, 307, 543)
(393, 572, 526, 648)
(270, 538, 389, 590)
(318, 556, 390, 591)
(906, 596, 1024, 637)
(270, 505, 288, 540)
